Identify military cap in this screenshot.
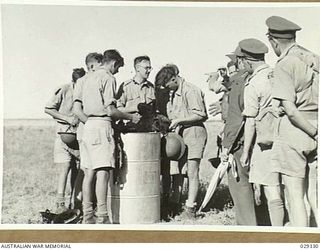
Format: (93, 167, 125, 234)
(238, 38, 268, 60)
(232, 46, 243, 57)
(266, 16, 301, 39)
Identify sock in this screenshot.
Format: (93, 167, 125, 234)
(82, 202, 94, 215)
(96, 203, 108, 217)
(185, 200, 197, 208)
(268, 199, 285, 226)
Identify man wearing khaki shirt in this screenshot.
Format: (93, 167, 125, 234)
(117, 56, 155, 114)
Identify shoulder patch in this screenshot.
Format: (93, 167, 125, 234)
(289, 45, 320, 72)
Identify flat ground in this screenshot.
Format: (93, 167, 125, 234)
(2, 120, 235, 225)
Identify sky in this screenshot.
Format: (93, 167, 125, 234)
(1, 1, 320, 119)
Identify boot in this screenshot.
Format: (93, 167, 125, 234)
(96, 203, 110, 224)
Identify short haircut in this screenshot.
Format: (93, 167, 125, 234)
(72, 68, 86, 82)
(134, 56, 150, 67)
(166, 63, 179, 75)
(85, 52, 103, 65)
(155, 65, 178, 88)
(103, 49, 124, 67)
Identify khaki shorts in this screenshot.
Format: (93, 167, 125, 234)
(81, 118, 115, 170)
(271, 116, 317, 178)
(181, 125, 207, 160)
(249, 144, 280, 186)
(54, 135, 79, 163)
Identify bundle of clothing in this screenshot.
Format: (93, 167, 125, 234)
(115, 101, 171, 134)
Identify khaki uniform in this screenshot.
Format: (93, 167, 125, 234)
(222, 70, 257, 226)
(117, 79, 155, 111)
(271, 43, 319, 178)
(74, 67, 116, 170)
(243, 64, 280, 186)
(167, 78, 208, 160)
(45, 83, 79, 163)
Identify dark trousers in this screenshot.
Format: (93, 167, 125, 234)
(228, 147, 257, 226)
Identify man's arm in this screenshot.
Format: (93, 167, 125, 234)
(169, 113, 205, 130)
(240, 117, 255, 167)
(117, 105, 139, 114)
(44, 108, 78, 126)
(73, 101, 88, 124)
(116, 82, 139, 113)
(281, 100, 317, 138)
(106, 105, 141, 123)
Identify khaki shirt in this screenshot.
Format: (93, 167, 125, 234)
(243, 64, 273, 118)
(272, 43, 319, 112)
(45, 83, 75, 131)
(74, 67, 116, 117)
(116, 79, 155, 110)
(167, 78, 207, 121)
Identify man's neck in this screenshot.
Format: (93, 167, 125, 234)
(101, 64, 112, 74)
(134, 74, 147, 84)
(279, 41, 295, 55)
(251, 61, 266, 71)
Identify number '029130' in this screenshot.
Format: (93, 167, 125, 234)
(300, 244, 319, 248)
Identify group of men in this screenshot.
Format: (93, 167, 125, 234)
(45, 15, 318, 226)
(45, 48, 208, 223)
(208, 16, 318, 227)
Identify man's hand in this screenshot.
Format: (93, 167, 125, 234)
(209, 102, 222, 117)
(253, 183, 262, 206)
(169, 118, 182, 130)
(220, 147, 229, 162)
(130, 113, 142, 124)
(240, 151, 250, 168)
(67, 115, 79, 127)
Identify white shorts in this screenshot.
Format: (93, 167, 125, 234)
(81, 118, 115, 170)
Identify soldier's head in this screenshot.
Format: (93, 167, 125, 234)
(155, 64, 179, 92)
(102, 49, 124, 75)
(236, 38, 268, 73)
(233, 46, 245, 70)
(134, 56, 152, 80)
(266, 16, 301, 57)
(72, 68, 86, 83)
(85, 53, 103, 72)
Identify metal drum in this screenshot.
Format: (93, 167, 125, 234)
(108, 132, 161, 224)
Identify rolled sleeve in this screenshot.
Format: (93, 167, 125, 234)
(243, 84, 259, 118)
(185, 89, 207, 118)
(45, 87, 63, 110)
(272, 60, 296, 103)
(101, 76, 117, 108)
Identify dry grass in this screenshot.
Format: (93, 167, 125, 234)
(2, 120, 235, 225)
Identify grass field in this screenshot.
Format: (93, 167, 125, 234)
(2, 120, 235, 225)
